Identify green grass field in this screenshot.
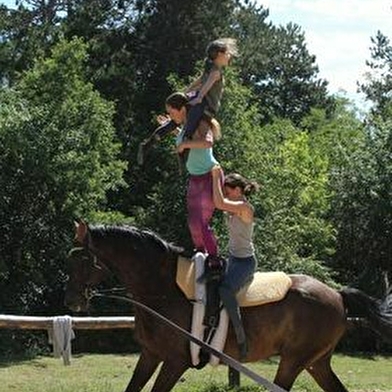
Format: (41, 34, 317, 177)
(0, 353, 391, 391)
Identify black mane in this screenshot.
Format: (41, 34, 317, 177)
(88, 224, 184, 258)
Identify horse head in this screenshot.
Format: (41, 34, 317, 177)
(64, 221, 109, 312)
(65, 221, 184, 312)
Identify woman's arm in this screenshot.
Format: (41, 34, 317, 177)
(211, 167, 253, 220)
(177, 129, 213, 152)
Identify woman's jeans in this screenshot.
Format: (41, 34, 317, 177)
(222, 255, 256, 292)
(183, 99, 207, 139)
(219, 254, 256, 359)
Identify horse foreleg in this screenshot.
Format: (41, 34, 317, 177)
(307, 354, 349, 392)
(273, 356, 305, 391)
(124, 349, 161, 392)
(149, 360, 188, 392)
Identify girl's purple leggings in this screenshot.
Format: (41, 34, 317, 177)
(187, 171, 218, 255)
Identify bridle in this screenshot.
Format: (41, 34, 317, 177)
(68, 245, 122, 304)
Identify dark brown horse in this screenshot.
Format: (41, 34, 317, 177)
(65, 222, 392, 392)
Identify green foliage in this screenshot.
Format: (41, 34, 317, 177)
(0, 38, 126, 322)
(299, 101, 392, 295)
(329, 115, 392, 295)
(233, 4, 334, 125)
(254, 123, 335, 282)
(349, 30, 392, 295)
(359, 31, 392, 120)
(0, 2, 63, 85)
(17, 38, 127, 217)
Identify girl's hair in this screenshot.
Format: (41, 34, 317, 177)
(198, 116, 221, 141)
(206, 38, 238, 60)
(165, 93, 221, 141)
(224, 173, 259, 196)
(165, 92, 188, 110)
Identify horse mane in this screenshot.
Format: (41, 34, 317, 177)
(88, 224, 184, 259)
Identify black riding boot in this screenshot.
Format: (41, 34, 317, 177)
(219, 284, 247, 360)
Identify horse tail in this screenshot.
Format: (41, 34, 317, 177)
(340, 287, 392, 342)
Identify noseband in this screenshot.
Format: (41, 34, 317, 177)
(69, 244, 116, 303)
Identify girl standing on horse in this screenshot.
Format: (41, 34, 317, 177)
(211, 166, 259, 359)
(162, 92, 222, 258)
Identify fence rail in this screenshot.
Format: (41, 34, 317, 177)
(0, 315, 135, 330)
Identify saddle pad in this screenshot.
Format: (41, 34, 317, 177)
(176, 257, 292, 307)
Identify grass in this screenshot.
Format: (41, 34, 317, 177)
(0, 353, 391, 391)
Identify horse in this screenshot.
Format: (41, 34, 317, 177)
(65, 221, 392, 392)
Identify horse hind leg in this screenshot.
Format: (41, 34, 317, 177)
(307, 353, 348, 392)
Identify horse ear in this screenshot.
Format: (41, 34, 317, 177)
(75, 219, 89, 244)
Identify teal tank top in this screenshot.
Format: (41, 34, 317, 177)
(176, 129, 218, 175)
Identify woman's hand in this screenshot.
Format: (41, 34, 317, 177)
(156, 114, 170, 125)
(188, 96, 203, 106)
(176, 143, 186, 153)
(211, 165, 222, 177)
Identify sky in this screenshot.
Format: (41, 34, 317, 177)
(2, 0, 392, 108)
(257, 0, 392, 108)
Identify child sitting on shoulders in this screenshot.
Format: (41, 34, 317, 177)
(137, 38, 238, 166)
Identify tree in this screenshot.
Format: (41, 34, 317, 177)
(329, 30, 392, 296)
(359, 31, 392, 120)
(251, 121, 335, 282)
(0, 1, 64, 85)
(328, 115, 392, 296)
(0, 38, 126, 322)
(233, 3, 334, 125)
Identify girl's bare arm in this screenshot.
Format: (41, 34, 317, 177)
(177, 129, 214, 152)
(198, 69, 220, 99)
(211, 167, 253, 220)
(185, 75, 203, 93)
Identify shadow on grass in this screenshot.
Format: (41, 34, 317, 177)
(0, 353, 41, 368)
(0, 352, 135, 369)
(338, 350, 385, 360)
